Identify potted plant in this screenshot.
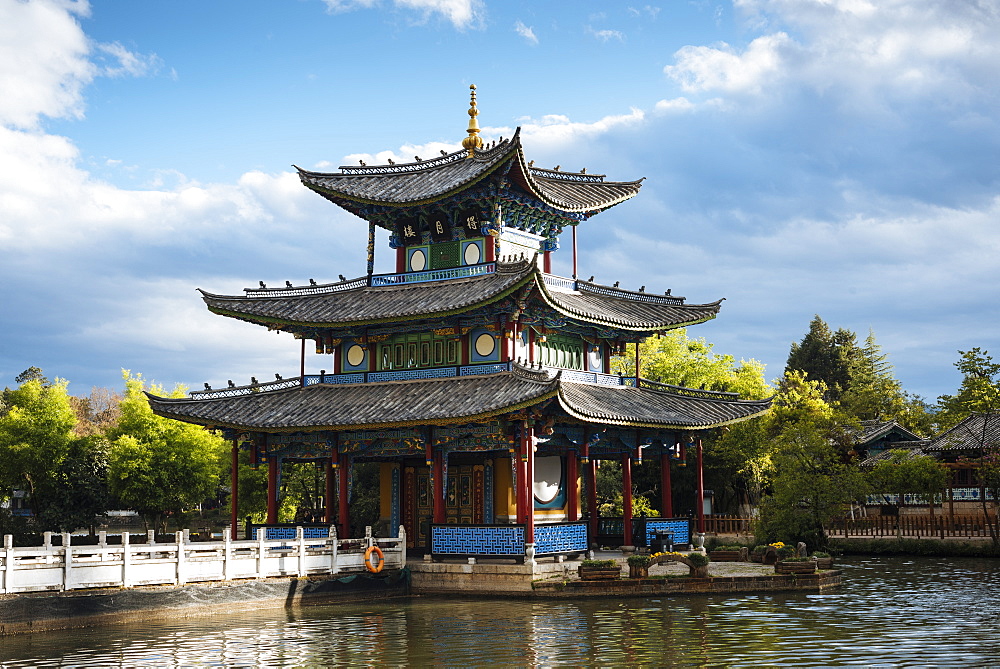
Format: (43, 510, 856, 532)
(578, 559, 621, 580)
(708, 544, 744, 562)
(750, 545, 767, 563)
(774, 556, 817, 574)
(775, 544, 797, 561)
(627, 554, 651, 578)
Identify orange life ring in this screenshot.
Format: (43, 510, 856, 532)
(364, 545, 384, 573)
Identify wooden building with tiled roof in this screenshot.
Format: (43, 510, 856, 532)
(148, 86, 770, 560)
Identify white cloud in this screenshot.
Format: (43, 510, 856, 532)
(514, 19, 538, 44)
(322, 0, 485, 29)
(93, 41, 163, 78)
(0, 0, 93, 129)
(589, 28, 625, 43)
(665, 32, 794, 96)
(668, 0, 1000, 112)
(503, 109, 646, 151)
(0, 0, 163, 130)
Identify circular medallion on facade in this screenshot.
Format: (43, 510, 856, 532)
(464, 242, 481, 265)
(346, 345, 365, 367)
(409, 249, 426, 271)
(475, 333, 496, 357)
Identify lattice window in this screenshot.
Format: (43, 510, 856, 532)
(377, 332, 460, 371)
(536, 334, 584, 370)
(430, 240, 461, 269)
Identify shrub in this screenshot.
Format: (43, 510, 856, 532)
(686, 552, 710, 567)
(812, 551, 831, 558)
(627, 554, 651, 567)
(581, 559, 618, 569)
(712, 544, 743, 551)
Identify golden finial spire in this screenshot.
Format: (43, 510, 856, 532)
(461, 84, 484, 158)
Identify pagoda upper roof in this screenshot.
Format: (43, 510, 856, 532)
(198, 257, 722, 333)
(146, 364, 770, 433)
(295, 129, 643, 222)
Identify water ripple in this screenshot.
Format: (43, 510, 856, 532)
(2, 556, 999, 666)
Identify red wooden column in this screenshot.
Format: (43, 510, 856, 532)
(266, 456, 278, 524)
(514, 443, 525, 524)
(324, 461, 335, 526)
(524, 422, 535, 544)
(660, 452, 673, 518)
(566, 451, 579, 522)
(338, 455, 351, 537)
(543, 251, 552, 273)
(230, 437, 239, 540)
(587, 460, 599, 542)
(396, 246, 406, 273)
(696, 437, 705, 535)
(571, 225, 578, 279)
(432, 449, 445, 524)
(622, 453, 633, 546)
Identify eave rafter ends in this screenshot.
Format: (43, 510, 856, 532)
(294, 128, 643, 225)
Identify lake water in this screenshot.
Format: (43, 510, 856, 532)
(2, 556, 999, 666)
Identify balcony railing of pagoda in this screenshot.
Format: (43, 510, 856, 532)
(428, 521, 589, 562)
(595, 517, 691, 550)
(369, 262, 495, 287)
(190, 364, 641, 400)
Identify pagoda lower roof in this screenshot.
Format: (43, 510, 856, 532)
(295, 129, 642, 220)
(199, 258, 722, 333)
(146, 365, 770, 433)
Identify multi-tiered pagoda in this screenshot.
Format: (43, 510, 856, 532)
(148, 86, 769, 560)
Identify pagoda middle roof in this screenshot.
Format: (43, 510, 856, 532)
(295, 129, 643, 219)
(199, 258, 723, 333)
(146, 364, 771, 433)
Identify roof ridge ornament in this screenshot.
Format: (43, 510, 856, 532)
(461, 84, 484, 158)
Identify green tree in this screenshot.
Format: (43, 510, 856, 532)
(0, 375, 77, 515)
(785, 316, 857, 402)
(34, 436, 111, 533)
(106, 372, 227, 532)
(841, 330, 904, 420)
(937, 348, 1000, 429)
(754, 372, 867, 549)
(613, 329, 770, 399)
(869, 450, 948, 517)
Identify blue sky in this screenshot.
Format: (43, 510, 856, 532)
(2, 0, 998, 406)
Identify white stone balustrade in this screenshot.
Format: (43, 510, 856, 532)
(0, 526, 406, 594)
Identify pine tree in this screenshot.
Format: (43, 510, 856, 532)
(785, 316, 856, 402)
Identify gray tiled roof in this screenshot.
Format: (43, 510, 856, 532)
(148, 366, 771, 433)
(201, 260, 535, 328)
(858, 441, 930, 468)
(147, 365, 559, 432)
(558, 380, 771, 429)
(925, 413, 1000, 453)
(296, 129, 642, 215)
(540, 278, 721, 331)
(851, 419, 924, 445)
(199, 259, 721, 333)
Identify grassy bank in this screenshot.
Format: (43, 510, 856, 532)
(829, 537, 1000, 558)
